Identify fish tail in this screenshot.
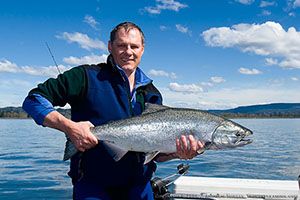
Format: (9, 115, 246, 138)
(63, 139, 78, 161)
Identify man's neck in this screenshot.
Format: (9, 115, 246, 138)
(125, 70, 136, 93)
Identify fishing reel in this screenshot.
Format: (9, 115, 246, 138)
(151, 163, 190, 200)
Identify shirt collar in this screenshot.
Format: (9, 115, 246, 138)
(115, 64, 152, 89)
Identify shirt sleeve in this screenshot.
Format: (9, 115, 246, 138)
(22, 66, 87, 125)
(22, 94, 56, 125)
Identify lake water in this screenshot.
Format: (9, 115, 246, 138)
(1, 118, 300, 199)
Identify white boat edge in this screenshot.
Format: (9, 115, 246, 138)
(172, 176, 300, 200)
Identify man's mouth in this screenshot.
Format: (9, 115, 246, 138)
(121, 58, 134, 63)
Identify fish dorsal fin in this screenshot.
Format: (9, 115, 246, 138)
(143, 103, 169, 115)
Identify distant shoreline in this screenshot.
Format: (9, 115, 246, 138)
(1, 102, 300, 119)
(0, 111, 299, 119)
(216, 113, 300, 119)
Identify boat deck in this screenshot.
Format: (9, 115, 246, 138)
(172, 176, 300, 200)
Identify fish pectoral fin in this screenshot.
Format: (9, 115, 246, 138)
(144, 151, 160, 164)
(102, 142, 128, 162)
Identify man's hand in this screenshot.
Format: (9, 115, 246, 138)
(155, 134, 204, 162)
(43, 110, 98, 152)
(175, 135, 204, 159)
(66, 121, 98, 152)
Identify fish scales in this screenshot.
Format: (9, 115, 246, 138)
(93, 108, 224, 152)
(63, 104, 253, 161)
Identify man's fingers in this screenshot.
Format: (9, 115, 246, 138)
(75, 134, 98, 152)
(76, 141, 86, 152)
(181, 135, 188, 153)
(197, 140, 204, 149)
(82, 135, 98, 150)
(175, 135, 205, 159)
(90, 134, 98, 145)
(176, 139, 180, 152)
(85, 122, 98, 147)
(196, 141, 205, 155)
(188, 135, 197, 152)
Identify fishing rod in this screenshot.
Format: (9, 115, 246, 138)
(45, 42, 61, 74)
(151, 163, 216, 200)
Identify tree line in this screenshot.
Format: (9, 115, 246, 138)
(0, 108, 70, 119)
(218, 112, 300, 118)
(0, 110, 299, 119)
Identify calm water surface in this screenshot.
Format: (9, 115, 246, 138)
(1, 118, 300, 199)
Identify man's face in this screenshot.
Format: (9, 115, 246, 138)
(108, 27, 144, 76)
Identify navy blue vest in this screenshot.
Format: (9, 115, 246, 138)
(69, 58, 162, 187)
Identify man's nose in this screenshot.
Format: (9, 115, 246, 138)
(124, 45, 133, 55)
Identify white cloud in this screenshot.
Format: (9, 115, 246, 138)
(83, 15, 99, 30)
(268, 78, 285, 85)
(149, 69, 168, 77)
(289, 12, 296, 17)
(20, 65, 71, 77)
(145, 0, 188, 14)
(235, 0, 255, 5)
(176, 24, 188, 33)
(265, 58, 278, 65)
(160, 26, 168, 31)
(0, 79, 34, 107)
(238, 67, 262, 74)
(0, 59, 19, 73)
(200, 82, 214, 87)
(279, 58, 300, 69)
(211, 76, 226, 83)
(144, 7, 161, 14)
(148, 69, 177, 78)
(199, 77, 225, 87)
(294, 0, 300, 8)
(176, 24, 192, 36)
(56, 32, 106, 51)
(260, 1, 276, 7)
(291, 77, 298, 81)
(0, 79, 32, 89)
(0, 58, 71, 78)
(160, 86, 300, 110)
(169, 72, 177, 78)
(202, 21, 300, 69)
(63, 54, 108, 65)
(261, 10, 271, 16)
(169, 82, 204, 94)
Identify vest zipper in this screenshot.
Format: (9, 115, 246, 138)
(119, 72, 134, 117)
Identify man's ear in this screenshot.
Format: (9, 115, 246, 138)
(141, 43, 145, 55)
(108, 40, 112, 53)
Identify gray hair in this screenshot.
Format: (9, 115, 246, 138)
(110, 21, 145, 45)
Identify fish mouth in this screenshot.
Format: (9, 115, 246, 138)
(236, 138, 253, 146)
(235, 130, 253, 146)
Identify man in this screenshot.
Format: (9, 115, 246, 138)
(23, 22, 203, 200)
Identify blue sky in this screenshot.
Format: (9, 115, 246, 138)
(1, 0, 300, 109)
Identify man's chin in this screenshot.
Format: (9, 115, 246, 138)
(119, 64, 137, 72)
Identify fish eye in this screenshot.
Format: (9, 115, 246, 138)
(204, 142, 212, 148)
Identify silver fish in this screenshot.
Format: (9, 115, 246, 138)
(64, 103, 253, 162)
